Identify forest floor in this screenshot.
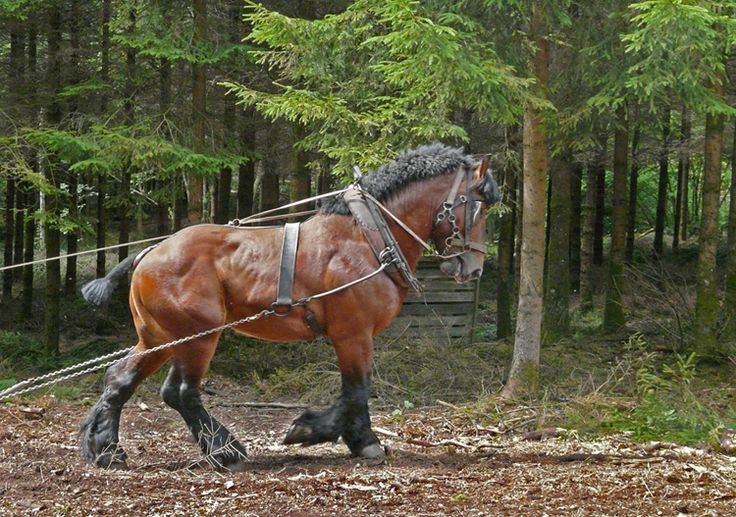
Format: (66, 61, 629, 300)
(2, 376, 736, 516)
(2, 242, 736, 514)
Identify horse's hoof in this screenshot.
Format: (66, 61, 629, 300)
(224, 459, 248, 473)
(357, 443, 386, 460)
(93, 447, 129, 470)
(96, 455, 129, 470)
(283, 423, 313, 445)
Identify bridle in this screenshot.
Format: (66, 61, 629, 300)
(433, 165, 489, 258)
(347, 161, 491, 293)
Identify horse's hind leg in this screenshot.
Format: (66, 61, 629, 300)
(284, 335, 384, 460)
(79, 346, 170, 469)
(161, 335, 248, 472)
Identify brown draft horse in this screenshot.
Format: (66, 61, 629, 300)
(79, 143, 499, 471)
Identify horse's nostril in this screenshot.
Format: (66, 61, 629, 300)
(471, 269, 482, 279)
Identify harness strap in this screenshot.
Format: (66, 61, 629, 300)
(344, 187, 421, 291)
(464, 166, 474, 248)
(446, 166, 466, 206)
(304, 308, 328, 340)
(274, 222, 300, 311)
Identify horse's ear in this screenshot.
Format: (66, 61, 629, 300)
(473, 157, 490, 181)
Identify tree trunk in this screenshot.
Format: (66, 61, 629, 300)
(22, 22, 38, 317)
(3, 23, 21, 300)
(654, 108, 671, 256)
(504, 3, 548, 398)
(119, 8, 136, 261)
(64, 168, 79, 293)
(593, 136, 606, 266)
(95, 0, 111, 278)
(3, 177, 15, 301)
(514, 164, 524, 298)
(214, 1, 241, 224)
(497, 162, 517, 339)
(290, 126, 311, 210)
(603, 105, 629, 331)
(692, 167, 701, 230)
(681, 112, 692, 243)
(724, 119, 736, 337)
(11, 23, 26, 283)
(13, 190, 24, 280)
(542, 151, 571, 341)
(64, 0, 81, 294)
(261, 169, 280, 211)
(173, 176, 187, 231)
(188, 0, 208, 224)
(693, 85, 725, 357)
(237, 111, 256, 218)
(625, 126, 640, 263)
(158, 1, 173, 233)
(673, 110, 689, 250)
(580, 162, 597, 308)
(45, 5, 63, 354)
(569, 162, 582, 292)
(22, 190, 37, 318)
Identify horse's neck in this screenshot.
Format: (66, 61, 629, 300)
(381, 173, 455, 271)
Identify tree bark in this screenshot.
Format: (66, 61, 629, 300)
(118, 8, 136, 261)
(603, 105, 629, 331)
(625, 126, 640, 263)
(580, 162, 597, 308)
(681, 111, 692, 243)
(290, 126, 311, 210)
(10, 23, 25, 281)
(261, 169, 280, 211)
(95, 0, 111, 278)
(724, 119, 736, 337)
(673, 110, 690, 251)
(237, 110, 256, 218)
(45, 5, 63, 354)
(504, 2, 548, 398)
(654, 108, 671, 256)
(22, 22, 38, 317)
(693, 83, 725, 357)
(542, 151, 571, 341)
(514, 162, 524, 298)
(64, 0, 82, 294)
(188, 0, 208, 224)
(593, 135, 606, 266)
(3, 22, 22, 301)
(497, 160, 517, 339)
(158, 0, 173, 233)
(569, 162, 582, 292)
(3, 177, 15, 301)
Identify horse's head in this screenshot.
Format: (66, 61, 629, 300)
(432, 158, 500, 283)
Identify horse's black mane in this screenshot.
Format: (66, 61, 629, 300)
(320, 143, 477, 215)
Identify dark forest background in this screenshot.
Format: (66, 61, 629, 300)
(1, 0, 735, 445)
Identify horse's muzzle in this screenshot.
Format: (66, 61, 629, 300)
(439, 257, 482, 284)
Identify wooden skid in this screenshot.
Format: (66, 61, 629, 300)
(383, 258, 479, 341)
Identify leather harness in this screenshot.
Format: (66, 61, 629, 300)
(343, 188, 423, 292)
(273, 164, 489, 339)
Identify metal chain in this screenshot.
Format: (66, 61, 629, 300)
(0, 258, 397, 401)
(0, 308, 276, 400)
(1, 180, 476, 400)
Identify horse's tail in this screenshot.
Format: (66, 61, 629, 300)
(81, 255, 136, 306)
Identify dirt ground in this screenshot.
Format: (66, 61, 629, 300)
(1, 378, 735, 516)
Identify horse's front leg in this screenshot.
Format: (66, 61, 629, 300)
(283, 335, 385, 460)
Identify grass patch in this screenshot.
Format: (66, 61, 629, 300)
(559, 335, 736, 447)
(212, 332, 508, 407)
